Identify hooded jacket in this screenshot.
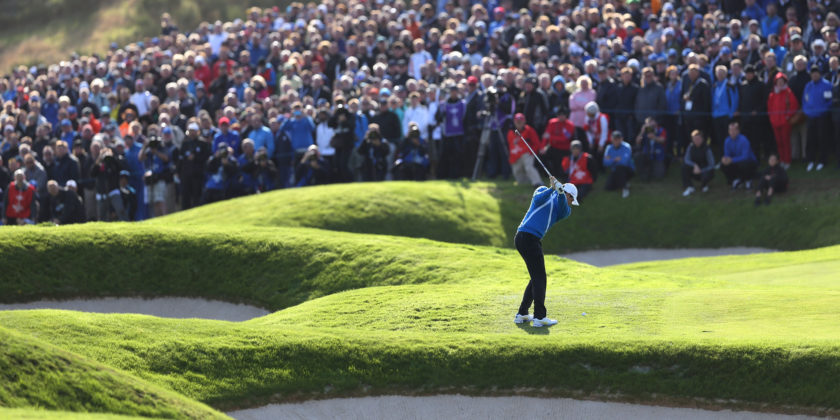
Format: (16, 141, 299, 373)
(767, 73, 799, 127)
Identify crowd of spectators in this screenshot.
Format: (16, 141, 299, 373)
(4, 0, 840, 224)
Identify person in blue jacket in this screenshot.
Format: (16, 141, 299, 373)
(514, 175, 579, 328)
(720, 121, 758, 189)
(802, 65, 834, 172)
(603, 131, 635, 198)
(280, 103, 316, 159)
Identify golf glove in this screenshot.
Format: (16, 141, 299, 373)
(553, 180, 563, 192)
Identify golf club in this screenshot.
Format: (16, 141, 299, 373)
(514, 128, 564, 192)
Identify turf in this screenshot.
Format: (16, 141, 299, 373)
(1, 223, 839, 415)
(153, 170, 840, 253)
(0, 326, 228, 419)
(0, 408, 152, 419)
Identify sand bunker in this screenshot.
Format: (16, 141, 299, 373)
(564, 247, 775, 267)
(0, 297, 269, 321)
(227, 395, 819, 420)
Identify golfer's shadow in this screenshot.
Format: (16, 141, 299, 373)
(515, 323, 551, 335)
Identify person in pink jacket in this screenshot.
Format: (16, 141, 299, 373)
(569, 76, 596, 139)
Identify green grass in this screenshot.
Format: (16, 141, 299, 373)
(0, 407, 152, 419)
(155, 167, 840, 253)
(0, 326, 227, 419)
(1, 222, 840, 415)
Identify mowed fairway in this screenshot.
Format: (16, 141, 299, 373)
(1, 182, 839, 418)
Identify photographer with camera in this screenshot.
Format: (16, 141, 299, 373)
(139, 133, 173, 217)
(357, 125, 391, 182)
(634, 117, 667, 181)
(174, 122, 211, 210)
(240, 139, 277, 194)
(295, 144, 330, 187)
(394, 122, 429, 180)
(204, 142, 239, 203)
(90, 142, 128, 221)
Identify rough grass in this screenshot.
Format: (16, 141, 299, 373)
(155, 165, 840, 253)
(0, 326, 228, 419)
(1, 223, 839, 414)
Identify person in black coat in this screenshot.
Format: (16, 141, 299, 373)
(358, 128, 391, 181)
(517, 76, 549, 136)
(754, 154, 788, 206)
(44, 180, 82, 224)
(614, 67, 639, 139)
(328, 101, 356, 182)
(681, 64, 711, 146)
(174, 124, 211, 210)
(51, 141, 81, 187)
(738, 65, 773, 161)
(295, 145, 331, 187)
(90, 147, 127, 221)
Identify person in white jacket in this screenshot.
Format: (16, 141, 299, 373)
(403, 92, 431, 140)
(314, 108, 336, 179)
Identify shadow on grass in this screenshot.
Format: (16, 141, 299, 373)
(515, 323, 551, 335)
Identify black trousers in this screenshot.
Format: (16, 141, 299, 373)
(712, 116, 730, 159)
(180, 176, 203, 210)
(721, 160, 757, 184)
(758, 175, 787, 193)
(515, 231, 547, 319)
(742, 115, 775, 162)
(806, 114, 832, 164)
(681, 165, 714, 188)
(604, 165, 634, 190)
(438, 135, 465, 179)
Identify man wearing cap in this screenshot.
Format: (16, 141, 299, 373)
(513, 175, 578, 328)
(603, 130, 635, 198)
(507, 113, 544, 188)
(59, 119, 77, 149)
(175, 122, 211, 210)
(213, 117, 241, 156)
(802, 65, 834, 171)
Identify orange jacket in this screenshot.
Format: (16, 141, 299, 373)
(507, 125, 543, 164)
(562, 153, 594, 185)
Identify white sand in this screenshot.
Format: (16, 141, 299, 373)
(564, 247, 776, 267)
(226, 395, 821, 420)
(0, 297, 269, 321)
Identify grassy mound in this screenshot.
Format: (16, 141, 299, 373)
(1, 224, 839, 413)
(154, 176, 840, 253)
(0, 408, 150, 419)
(0, 327, 227, 419)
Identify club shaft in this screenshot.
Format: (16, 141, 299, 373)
(515, 129, 552, 178)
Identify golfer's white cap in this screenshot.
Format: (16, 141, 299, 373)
(563, 183, 580, 206)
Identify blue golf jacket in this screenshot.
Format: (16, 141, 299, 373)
(517, 186, 571, 239)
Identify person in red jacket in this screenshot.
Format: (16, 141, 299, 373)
(3, 169, 38, 225)
(767, 72, 799, 168)
(561, 140, 595, 201)
(541, 109, 575, 176)
(507, 113, 544, 187)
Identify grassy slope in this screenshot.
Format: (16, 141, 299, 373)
(1, 225, 839, 412)
(0, 408, 151, 419)
(0, 0, 284, 71)
(0, 327, 227, 419)
(154, 169, 840, 253)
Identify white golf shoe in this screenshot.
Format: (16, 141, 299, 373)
(621, 188, 630, 198)
(682, 186, 695, 197)
(532, 317, 558, 327)
(514, 313, 534, 324)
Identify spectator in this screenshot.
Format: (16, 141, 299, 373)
(663, 66, 684, 156)
(91, 146, 127, 221)
(358, 125, 391, 182)
(435, 84, 466, 179)
(295, 144, 329, 187)
(3, 169, 38, 225)
(582, 101, 609, 158)
(281, 103, 316, 160)
(22, 153, 47, 196)
(681, 64, 711, 152)
(739, 65, 772, 161)
(634, 117, 667, 181)
(204, 143, 239, 202)
(541, 109, 575, 176)
(139, 135, 171, 217)
(569, 76, 596, 139)
(767, 72, 799, 168)
(682, 130, 716, 196)
(45, 179, 84, 224)
(243, 112, 274, 158)
(754, 154, 788, 206)
(603, 130, 635, 199)
(52, 140, 80, 187)
(314, 107, 336, 180)
(243, 149, 277, 193)
(212, 117, 241, 156)
(561, 140, 595, 201)
(634, 67, 667, 141)
(175, 123, 210, 210)
(328, 100, 356, 183)
(394, 122, 429, 181)
(614, 68, 639, 139)
(721, 121, 758, 190)
(788, 55, 811, 162)
(802, 65, 834, 171)
(711, 65, 739, 158)
(507, 113, 543, 188)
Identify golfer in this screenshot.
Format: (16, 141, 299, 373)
(514, 175, 578, 327)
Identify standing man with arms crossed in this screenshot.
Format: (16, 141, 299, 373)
(514, 175, 579, 327)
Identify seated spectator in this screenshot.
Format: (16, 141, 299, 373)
(634, 117, 667, 181)
(44, 179, 84, 224)
(682, 130, 716, 196)
(507, 113, 544, 188)
(754, 154, 788, 206)
(3, 169, 38, 225)
(720, 121, 758, 190)
(603, 130, 635, 198)
(358, 126, 391, 182)
(295, 144, 330, 187)
(561, 140, 595, 201)
(394, 122, 429, 181)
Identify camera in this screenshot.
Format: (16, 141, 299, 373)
(147, 136, 162, 149)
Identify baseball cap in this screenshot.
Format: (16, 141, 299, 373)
(467, 76, 478, 85)
(218, 117, 230, 125)
(188, 122, 200, 131)
(61, 119, 72, 127)
(66, 180, 77, 188)
(119, 170, 130, 177)
(563, 183, 580, 206)
(162, 126, 173, 135)
(514, 113, 525, 122)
